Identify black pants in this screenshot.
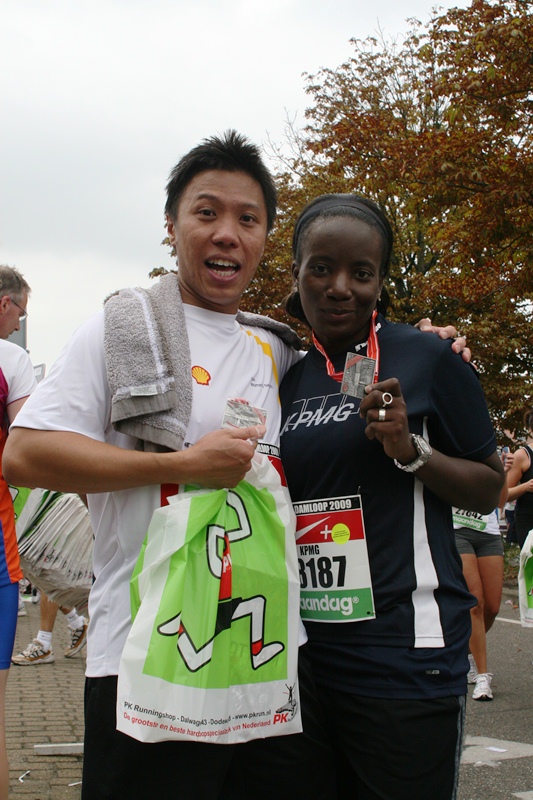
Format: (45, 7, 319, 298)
(317, 685, 465, 800)
(82, 644, 336, 800)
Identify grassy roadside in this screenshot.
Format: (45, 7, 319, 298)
(503, 542, 520, 584)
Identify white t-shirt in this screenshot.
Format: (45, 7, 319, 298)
(13, 306, 301, 676)
(0, 339, 36, 410)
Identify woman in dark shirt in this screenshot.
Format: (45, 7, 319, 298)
(280, 194, 503, 800)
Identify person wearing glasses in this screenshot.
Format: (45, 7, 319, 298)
(0, 268, 29, 333)
(0, 265, 35, 800)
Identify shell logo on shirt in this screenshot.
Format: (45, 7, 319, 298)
(191, 365, 211, 385)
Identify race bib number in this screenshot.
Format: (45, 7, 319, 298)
(294, 495, 375, 623)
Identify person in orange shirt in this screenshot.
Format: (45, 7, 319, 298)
(0, 265, 35, 800)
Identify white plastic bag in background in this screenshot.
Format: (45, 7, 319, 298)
(518, 529, 533, 627)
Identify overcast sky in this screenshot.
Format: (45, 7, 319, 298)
(1, 0, 465, 369)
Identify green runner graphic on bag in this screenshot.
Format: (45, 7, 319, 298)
(131, 480, 288, 689)
(118, 455, 302, 745)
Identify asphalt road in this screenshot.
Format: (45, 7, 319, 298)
(458, 589, 533, 800)
(7, 587, 533, 799)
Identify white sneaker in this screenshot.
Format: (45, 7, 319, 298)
(472, 672, 493, 701)
(12, 639, 55, 666)
(64, 619, 88, 658)
(467, 653, 478, 684)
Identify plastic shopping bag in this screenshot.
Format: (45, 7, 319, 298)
(117, 454, 302, 744)
(518, 529, 533, 627)
(10, 486, 94, 609)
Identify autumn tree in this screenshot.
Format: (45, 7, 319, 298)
(416, 0, 533, 437)
(244, 0, 533, 438)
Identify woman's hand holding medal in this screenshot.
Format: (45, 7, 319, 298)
(360, 378, 417, 464)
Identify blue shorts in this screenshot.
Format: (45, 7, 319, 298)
(0, 581, 19, 669)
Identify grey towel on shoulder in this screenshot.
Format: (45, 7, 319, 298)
(236, 310, 302, 350)
(104, 273, 192, 451)
(104, 272, 302, 451)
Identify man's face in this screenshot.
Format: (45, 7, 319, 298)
(167, 169, 268, 314)
(0, 290, 28, 339)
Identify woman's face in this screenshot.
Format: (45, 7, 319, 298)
(293, 215, 384, 355)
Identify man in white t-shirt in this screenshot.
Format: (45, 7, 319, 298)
(3, 133, 335, 800)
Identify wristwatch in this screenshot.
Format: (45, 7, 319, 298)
(394, 434, 433, 473)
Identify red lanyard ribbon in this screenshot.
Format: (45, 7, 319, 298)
(312, 309, 380, 384)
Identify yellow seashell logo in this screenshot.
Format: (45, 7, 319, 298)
(191, 365, 211, 386)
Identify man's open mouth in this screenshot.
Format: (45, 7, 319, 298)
(206, 259, 239, 276)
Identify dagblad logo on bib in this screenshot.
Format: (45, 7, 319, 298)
(300, 593, 358, 616)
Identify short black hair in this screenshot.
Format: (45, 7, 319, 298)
(165, 130, 277, 232)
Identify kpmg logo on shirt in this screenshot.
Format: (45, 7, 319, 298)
(281, 394, 361, 434)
